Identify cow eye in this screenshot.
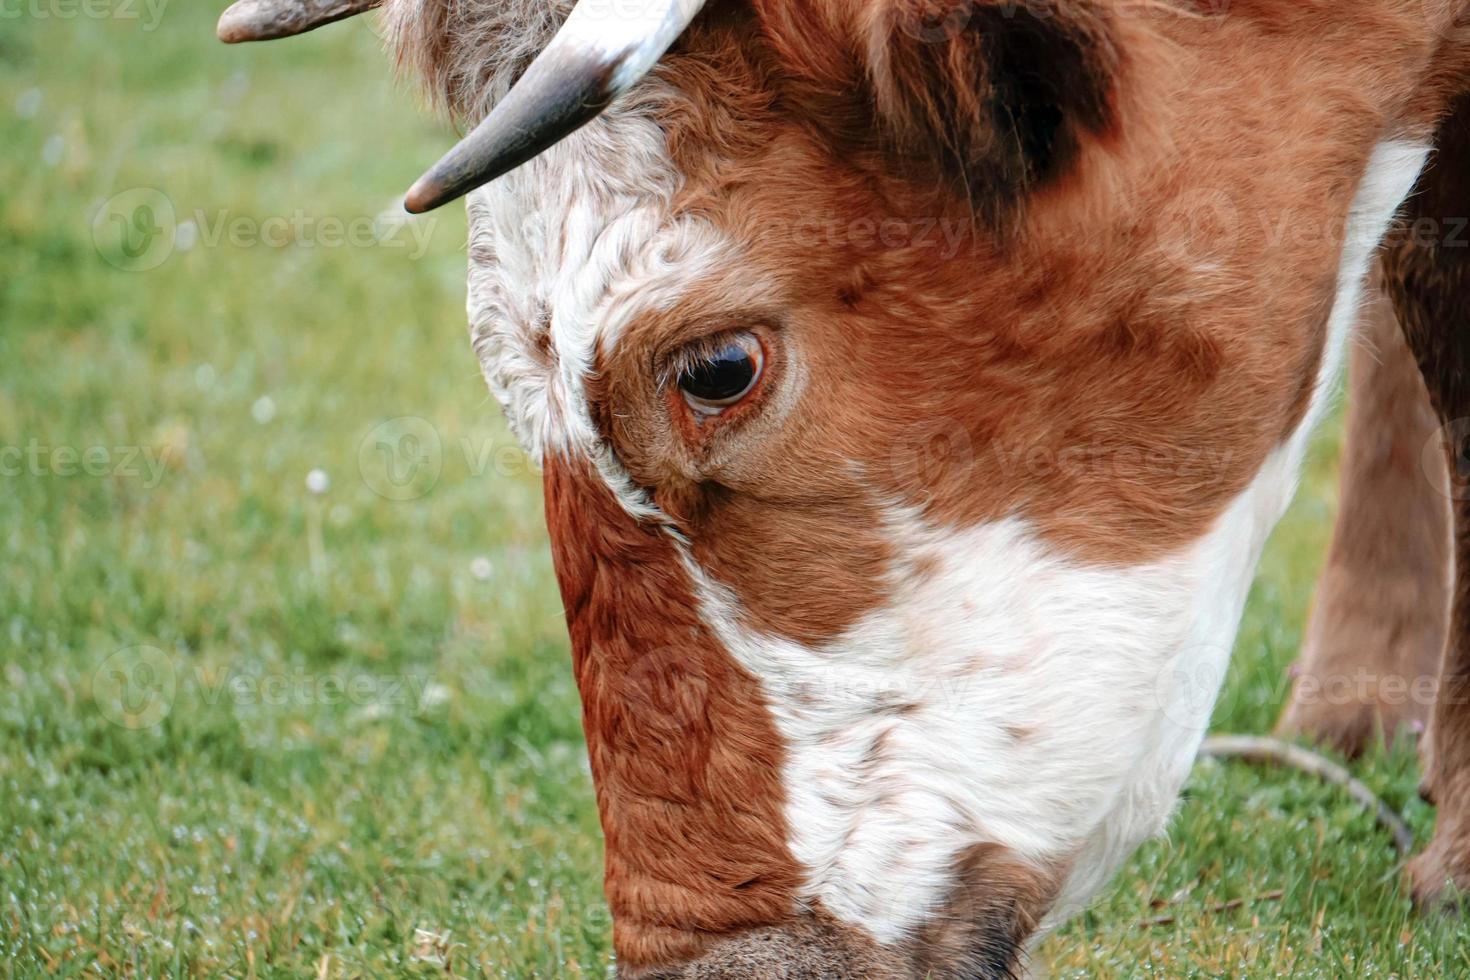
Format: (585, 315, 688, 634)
(676, 333, 764, 416)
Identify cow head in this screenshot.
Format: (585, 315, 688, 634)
(221, 0, 1460, 974)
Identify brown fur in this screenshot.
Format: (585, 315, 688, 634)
(543, 453, 801, 969)
(1276, 286, 1451, 756)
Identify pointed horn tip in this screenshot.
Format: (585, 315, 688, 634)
(216, 0, 382, 43)
(216, 1, 277, 43)
(215, 11, 252, 43)
(403, 178, 444, 215)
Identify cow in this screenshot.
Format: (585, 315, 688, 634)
(216, 0, 1470, 975)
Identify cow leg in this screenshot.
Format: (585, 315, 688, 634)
(1275, 286, 1450, 757)
(1383, 91, 1470, 905)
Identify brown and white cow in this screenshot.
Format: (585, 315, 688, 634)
(219, 0, 1470, 975)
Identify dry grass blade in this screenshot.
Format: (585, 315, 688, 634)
(1200, 734, 1415, 856)
(1138, 889, 1286, 928)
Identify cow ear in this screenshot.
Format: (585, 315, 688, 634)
(758, 1, 1122, 219)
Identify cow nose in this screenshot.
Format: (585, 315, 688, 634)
(635, 914, 912, 979)
(626, 845, 1054, 978)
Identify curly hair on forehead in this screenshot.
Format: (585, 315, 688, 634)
(384, 0, 1129, 223)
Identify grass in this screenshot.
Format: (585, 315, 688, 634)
(0, 5, 1463, 977)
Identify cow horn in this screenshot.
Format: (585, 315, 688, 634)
(217, 0, 381, 43)
(403, 0, 707, 214)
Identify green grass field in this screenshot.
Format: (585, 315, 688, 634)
(2, 5, 1465, 977)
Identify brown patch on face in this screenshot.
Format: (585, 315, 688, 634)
(543, 454, 801, 971)
(910, 843, 1066, 979)
(590, 302, 897, 647)
(687, 487, 894, 646)
(574, 3, 1467, 655)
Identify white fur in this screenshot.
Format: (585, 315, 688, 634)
(1303, 138, 1432, 448)
(685, 490, 1272, 941)
(463, 87, 738, 520)
(681, 137, 1430, 945)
